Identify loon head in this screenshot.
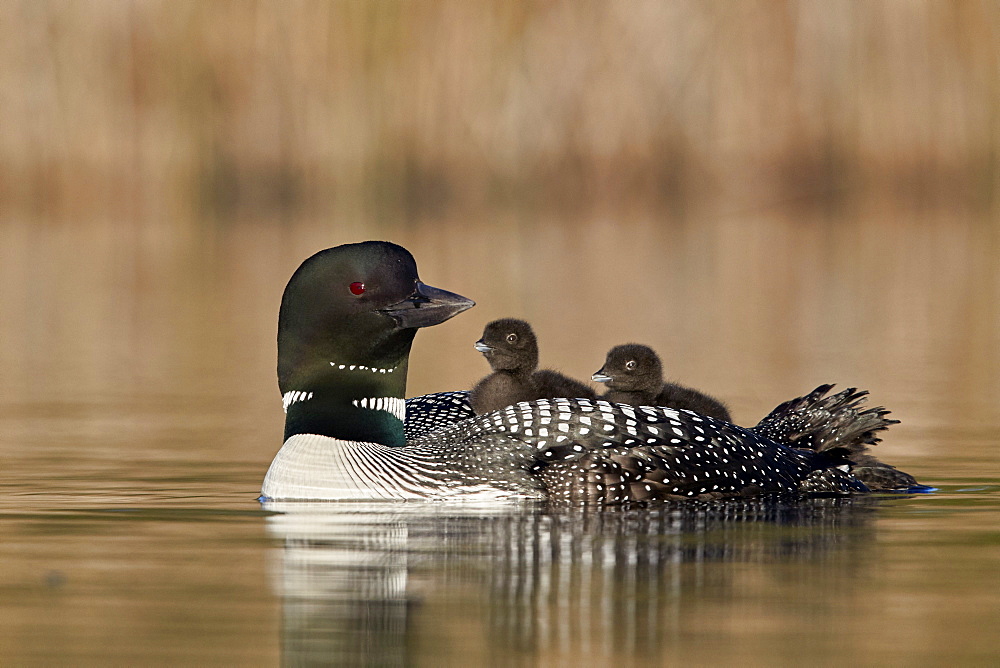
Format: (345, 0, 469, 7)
(474, 318, 540, 375)
(592, 343, 663, 393)
(277, 241, 475, 445)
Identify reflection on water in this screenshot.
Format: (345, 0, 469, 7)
(265, 498, 882, 666)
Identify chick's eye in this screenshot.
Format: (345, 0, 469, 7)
(625, 360, 637, 370)
(506, 333, 517, 343)
(349, 282, 366, 295)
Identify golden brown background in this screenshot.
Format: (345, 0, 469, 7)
(3, 0, 998, 468)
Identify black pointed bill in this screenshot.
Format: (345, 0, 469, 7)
(380, 282, 475, 329)
(474, 340, 492, 353)
(591, 372, 612, 383)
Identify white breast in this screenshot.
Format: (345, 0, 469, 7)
(261, 433, 540, 502)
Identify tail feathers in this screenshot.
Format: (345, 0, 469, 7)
(752, 384, 900, 458)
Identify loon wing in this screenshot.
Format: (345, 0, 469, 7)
(404, 391, 476, 440)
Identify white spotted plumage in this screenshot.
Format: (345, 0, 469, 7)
(269, 388, 899, 502)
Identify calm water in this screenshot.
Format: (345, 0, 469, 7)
(2, 210, 999, 665)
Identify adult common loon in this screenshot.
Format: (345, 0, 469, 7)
(593, 343, 732, 422)
(261, 241, 918, 502)
(471, 318, 596, 414)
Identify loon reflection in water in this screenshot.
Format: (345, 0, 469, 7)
(264, 496, 888, 665)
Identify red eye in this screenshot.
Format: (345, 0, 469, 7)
(349, 282, 366, 295)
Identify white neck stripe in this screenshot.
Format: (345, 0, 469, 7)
(282, 391, 406, 422)
(351, 396, 406, 421)
(282, 390, 314, 413)
(331, 362, 397, 374)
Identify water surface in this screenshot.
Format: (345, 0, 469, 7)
(1, 210, 998, 665)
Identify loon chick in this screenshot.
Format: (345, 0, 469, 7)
(261, 241, 918, 502)
(593, 344, 731, 422)
(470, 318, 595, 414)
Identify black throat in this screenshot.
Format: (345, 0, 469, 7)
(282, 356, 411, 446)
(279, 321, 416, 446)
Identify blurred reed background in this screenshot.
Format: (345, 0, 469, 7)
(1, 0, 998, 468)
